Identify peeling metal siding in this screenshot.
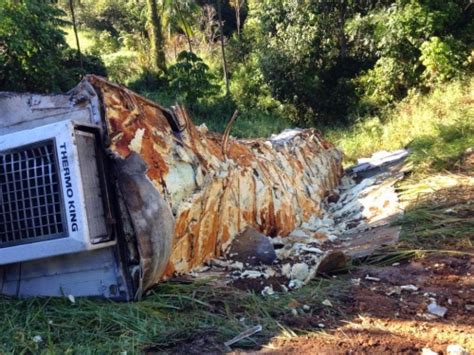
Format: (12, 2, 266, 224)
(86, 76, 344, 282)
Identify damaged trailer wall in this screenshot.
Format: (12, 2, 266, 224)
(85, 76, 344, 290)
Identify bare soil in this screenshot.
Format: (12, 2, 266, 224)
(252, 252, 474, 354)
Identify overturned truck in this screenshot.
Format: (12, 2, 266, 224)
(0, 76, 344, 300)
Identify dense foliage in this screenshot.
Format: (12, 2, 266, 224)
(0, 1, 105, 92)
(0, 0, 472, 127)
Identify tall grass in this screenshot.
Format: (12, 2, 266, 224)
(327, 78, 474, 170)
(0, 279, 348, 353)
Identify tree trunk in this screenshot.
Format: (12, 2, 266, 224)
(236, 0, 241, 37)
(217, 0, 230, 96)
(175, 2, 194, 53)
(146, 0, 167, 74)
(338, 0, 348, 59)
(69, 0, 83, 70)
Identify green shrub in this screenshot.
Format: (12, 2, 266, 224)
(168, 51, 218, 105)
(420, 36, 464, 86)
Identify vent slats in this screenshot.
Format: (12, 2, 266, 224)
(0, 140, 66, 247)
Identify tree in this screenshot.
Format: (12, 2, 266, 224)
(161, 0, 200, 54)
(349, 0, 473, 108)
(68, 0, 83, 70)
(241, 0, 368, 124)
(229, 0, 245, 37)
(217, 0, 230, 96)
(147, 0, 167, 73)
(0, 1, 106, 92)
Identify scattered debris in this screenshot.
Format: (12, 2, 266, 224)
(386, 286, 402, 296)
(400, 284, 419, 292)
(186, 148, 409, 294)
(427, 302, 448, 318)
(446, 344, 469, 355)
(365, 275, 381, 282)
(421, 348, 439, 355)
(290, 263, 310, 282)
(68, 295, 76, 304)
(288, 279, 304, 290)
(261, 286, 275, 296)
(224, 325, 263, 347)
(322, 299, 333, 307)
(351, 278, 361, 286)
(32, 336, 43, 344)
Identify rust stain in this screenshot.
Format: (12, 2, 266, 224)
(86, 75, 344, 280)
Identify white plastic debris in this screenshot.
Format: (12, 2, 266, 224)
(288, 229, 311, 239)
(32, 335, 43, 343)
(281, 263, 292, 278)
(301, 246, 323, 254)
(302, 305, 310, 311)
(322, 299, 333, 307)
(68, 294, 76, 304)
(421, 348, 439, 355)
(261, 286, 275, 296)
(446, 344, 468, 355)
(365, 275, 381, 282)
(351, 278, 361, 286)
(427, 302, 448, 318)
(228, 262, 244, 270)
(290, 263, 310, 281)
(318, 323, 325, 328)
(288, 279, 304, 290)
(400, 284, 418, 291)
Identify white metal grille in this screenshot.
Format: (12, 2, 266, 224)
(0, 140, 66, 247)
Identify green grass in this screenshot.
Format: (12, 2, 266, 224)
(63, 27, 96, 53)
(0, 279, 348, 353)
(397, 174, 474, 249)
(326, 77, 474, 170)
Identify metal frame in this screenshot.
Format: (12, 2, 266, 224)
(0, 120, 116, 266)
(0, 139, 68, 248)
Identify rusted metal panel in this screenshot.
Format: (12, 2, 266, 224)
(86, 76, 344, 284)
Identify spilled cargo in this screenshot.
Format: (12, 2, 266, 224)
(0, 76, 349, 300)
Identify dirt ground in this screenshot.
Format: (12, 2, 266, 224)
(250, 252, 474, 354)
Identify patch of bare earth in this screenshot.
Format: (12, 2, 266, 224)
(251, 253, 474, 354)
